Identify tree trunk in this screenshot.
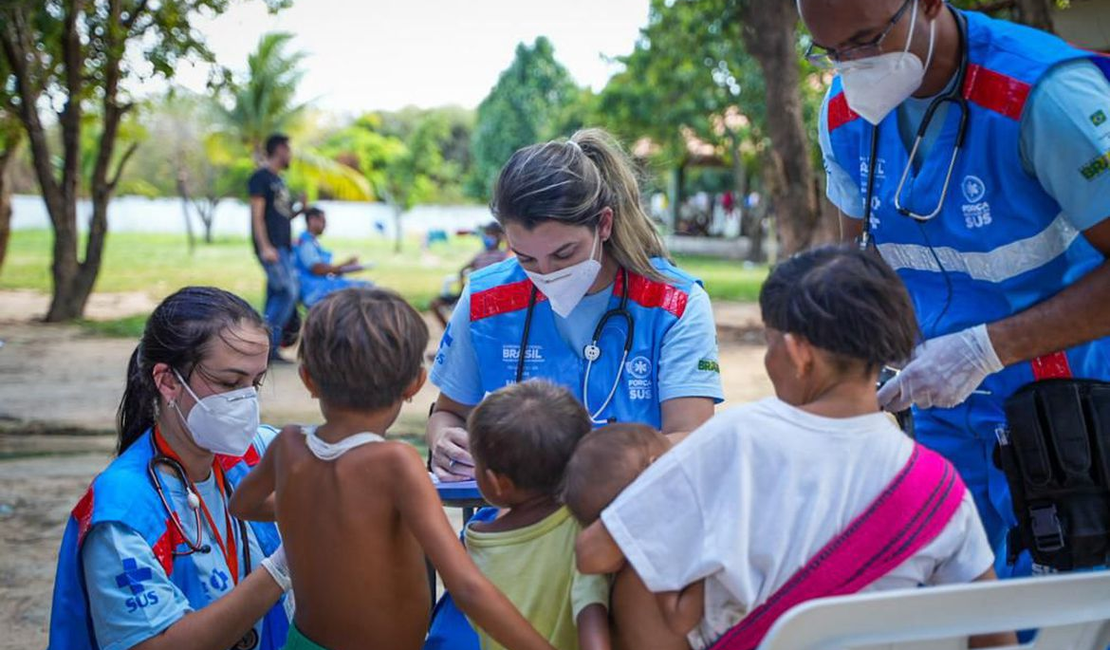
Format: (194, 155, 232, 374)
(0, 140, 15, 271)
(393, 205, 404, 253)
(669, 164, 685, 233)
(196, 198, 219, 244)
(736, 1, 831, 257)
(176, 171, 196, 254)
(46, 0, 133, 322)
(1016, 0, 1055, 33)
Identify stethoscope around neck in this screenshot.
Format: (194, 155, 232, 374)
(515, 267, 635, 425)
(860, 7, 970, 249)
(147, 436, 252, 570)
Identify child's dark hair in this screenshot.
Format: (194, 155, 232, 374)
(562, 424, 670, 525)
(468, 380, 591, 494)
(305, 206, 324, 221)
(299, 287, 428, 411)
(759, 245, 916, 373)
(117, 286, 266, 454)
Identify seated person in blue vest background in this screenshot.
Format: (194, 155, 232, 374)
(294, 206, 372, 308)
(430, 222, 511, 329)
(802, 0, 1110, 579)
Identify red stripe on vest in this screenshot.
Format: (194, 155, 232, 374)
(470, 278, 546, 322)
(827, 92, 859, 133)
(73, 488, 95, 544)
(217, 444, 261, 472)
(615, 271, 689, 318)
(1032, 351, 1073, 380)
(151, 518, 183, 577)
(962, 64, 1031, 121)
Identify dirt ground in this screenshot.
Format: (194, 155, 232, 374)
(0, 290, 772, 648)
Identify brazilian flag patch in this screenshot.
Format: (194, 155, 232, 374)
(698, 359, 720, 374)
(1092, 109, 1107, 127)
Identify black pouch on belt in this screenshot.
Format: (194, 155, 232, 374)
(994, 379, 1110, 570)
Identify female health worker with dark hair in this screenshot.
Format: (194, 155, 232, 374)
(426, 129, 725, 481)
(48, 286, 292, 650)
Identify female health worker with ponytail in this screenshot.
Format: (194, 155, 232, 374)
(48, 287, 292, 650)
(426, 128, 724, 480)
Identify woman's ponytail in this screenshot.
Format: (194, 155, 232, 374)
(573, 129, 668, 282)
(491, 127, 670, 283)
(116, 345, 156, 454)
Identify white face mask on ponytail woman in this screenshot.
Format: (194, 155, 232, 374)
(524, 228, 603, 318)
(172, 369, 260, 456)
(834, 0, 936, 126)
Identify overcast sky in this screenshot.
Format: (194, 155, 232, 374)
(166, 0, 651, 115)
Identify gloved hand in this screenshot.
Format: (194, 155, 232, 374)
(261, 544, 292, 593)
(877, 324, 1003, 412)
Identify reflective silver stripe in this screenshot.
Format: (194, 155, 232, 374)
(877, 214, 1080, 283)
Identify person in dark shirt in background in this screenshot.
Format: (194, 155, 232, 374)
(249, 133, 306, 364)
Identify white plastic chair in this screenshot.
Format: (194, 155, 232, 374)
(758, 571, 1110, 650)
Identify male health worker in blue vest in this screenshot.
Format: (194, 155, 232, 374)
(801, 0, 1110, 577)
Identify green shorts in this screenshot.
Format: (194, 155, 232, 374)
(283, 623, 330, 650)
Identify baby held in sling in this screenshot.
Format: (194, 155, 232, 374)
(569, 246, 1018, 650)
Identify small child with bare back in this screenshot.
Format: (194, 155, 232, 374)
(229, 287, 556, 650)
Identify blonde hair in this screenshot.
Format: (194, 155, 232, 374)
(491, 128, 670, 282)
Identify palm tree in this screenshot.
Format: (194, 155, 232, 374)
(218, 32, 370, 200)
(219, 32, 308, 162)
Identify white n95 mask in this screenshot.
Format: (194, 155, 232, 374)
(524, 229, 603, 318)
(834, 0, 936, 126)
(173, 370, 260, 457)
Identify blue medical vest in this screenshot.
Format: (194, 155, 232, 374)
(47, 428, 289, 650)
(826, 9, 1110, 401)
(467, 256, 701, 428)
(295, 232, 333, 306)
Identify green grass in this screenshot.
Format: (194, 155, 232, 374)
(2, 230, 767, 338)
(675, 254, 768, 303)
(2, 230, 483, 336)
(78, 314, 151, 338)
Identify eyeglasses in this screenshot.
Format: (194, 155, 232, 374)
(805, 0, 913, 69)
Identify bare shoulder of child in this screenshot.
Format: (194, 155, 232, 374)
(273, 287, 556, 650)
(276, 429, 434, 649)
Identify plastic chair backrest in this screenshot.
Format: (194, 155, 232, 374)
(758, 572, 1110, 650)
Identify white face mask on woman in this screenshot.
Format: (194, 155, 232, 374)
(524, 229, 603, 318)
(173, 370, 260, 457)
(834, 0, 936, 126)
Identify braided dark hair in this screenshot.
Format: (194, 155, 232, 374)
(116, 287, 265, 454)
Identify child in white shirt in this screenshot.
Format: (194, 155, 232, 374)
(573, 246, 1016, 650)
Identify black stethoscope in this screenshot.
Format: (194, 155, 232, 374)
(147, 439, 252, 570)
(147, 436, 261, 650)
(861, 7, 970, 249)
(516, 267, 635, 424)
